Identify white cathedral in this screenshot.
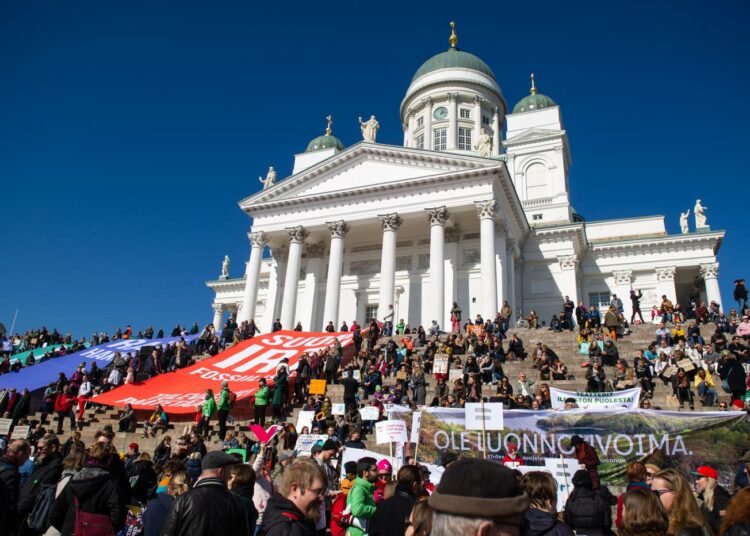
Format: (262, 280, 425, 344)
(207, 25, 724, 332)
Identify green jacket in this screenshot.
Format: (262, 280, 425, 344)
(345, 477, 376, 536)
(218, 387, 231, 411)
(254, 385, 270, 406)
(202, 394, 217, 417)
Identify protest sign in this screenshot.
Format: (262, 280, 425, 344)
(249, 424, 281, 443)
(465, 403, 504, 431)
(359, 406, 379, 421)
(376, 420, 408, 444)
(516, 458, 578, 511)
(448, 369, 463, 383)
(0, 418, 12, 436)
(309, 379, 327, 395)
(396, 370, 408, 381)
(676, 358, 696, 372)
(549, 387, 641, 410)
(92, 331, 354, 413)
(410, 412, 422, 444)
(332, 403, 346, 416)
(296, 410, 316, 433)
(10, 425, 29, 440)
(433, 354, 449, 374)
(294, 434, 328, 456)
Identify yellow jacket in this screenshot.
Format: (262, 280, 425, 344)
(694, 370, 715, 390)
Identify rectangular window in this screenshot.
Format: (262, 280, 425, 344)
(458, 127, 472, 150)
(532, 214, 543, 221)
(365, 305, 378, 324)
(433, 128, 447, 151)
(416, 134, 424, 149)
(416, 116, 424, 127)
(589, 292, 611, 309)
(482, 116, 490, 126)
(460, 109, 471, 119)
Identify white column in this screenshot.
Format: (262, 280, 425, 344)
(612, 270, 633, 320)
(406, 111, 415, 148)
(700, 263, 722, 310)
(378, 213, 402, 319)
(280, 226, 308, 330)
(238, 231, 268, 322)
(473, 96, 483, 150)
(494, 222, 507, 309)
(655, 266, 677, 305)
(299, 243, 325, 331)
(558, 255, 580, 309)
(507, 240, 517, 317)
(423, 98, 433, 150)
(322, 221, 349, 329)
(492, 108, 501, 157)
(426, 206, 448, 328)
(444, 226, 460, 330)
(447, 93, 458, 150)
(475, 200, 498, 318)
(212, 303, 224, 331)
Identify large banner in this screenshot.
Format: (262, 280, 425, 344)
(91, 331, 354, 414)
(0, 335, 199, 392)
(549, 387, 641, 410)
(390, 407, 750, 488)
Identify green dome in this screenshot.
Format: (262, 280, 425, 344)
(305, 134, 344, 153)
(412, 47, 496, 83)
(512, 93, 556, 114)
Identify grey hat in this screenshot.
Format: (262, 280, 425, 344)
(202, 450, 241, 471)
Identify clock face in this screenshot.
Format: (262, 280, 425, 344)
(433, 106, 448, 120)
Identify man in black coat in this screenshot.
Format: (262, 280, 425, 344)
(17, 433, 63, 534)
(0, 439, 32, 532)
(368, 464, 422, 536)
(162, 450, 248, 536)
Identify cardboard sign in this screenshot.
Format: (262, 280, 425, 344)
(396, 370, 408, 381)
(433, 355, 449, 374)
(309, 379, 327, 395)
(359, 406, 380, 421)
(294, 434, 328, 456)
(466, 325, 485, 337)
(296, 410, 316, 433)
(465, 402, 504, 431)
(676, 358, 696, 372)
(10, 425, 30, 440)
(449, 369, 463, 383)
(376, 420, 408, 444)
(332, 403, 346, 416)
(352, 370, 361, 381)
(0, 418, 12, 435)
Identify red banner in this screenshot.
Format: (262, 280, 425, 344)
(91, 331, 354, 414)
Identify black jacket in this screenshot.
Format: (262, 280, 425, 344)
(368, 486, 416, 536)
(0, 457, 20, 529)
(563, 487, 612, 536)
(259, 493, 315, 536)
(161, 476, 249, 536)
(128, 459, 157, 505)
(699, 484, 732, 535)
(18, 453, 63, 518)
(524, 508, 575, 536)
(49, 463, 126, 536)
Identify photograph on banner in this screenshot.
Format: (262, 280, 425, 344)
(465, 402, 504, 431)
(359, 406, 380, 421)
(549, 387, 641, 410)
(375, 420, 408, 444)
(388, 406, 750, 488)
(332, 403, 346, 416)
(294, 434, 328, 456)
(308, 379, 327, 395)
(433, 355, 449, 375)
(296, 410, 316, 432)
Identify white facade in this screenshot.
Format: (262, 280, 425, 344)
(207, 33, 724, 331)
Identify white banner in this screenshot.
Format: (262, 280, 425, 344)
(376, 420, 408, 444)
(359, 406, 380, 421)
(296, 410, 316, 432)
(294, 434, 328, 456)
(549, 387, 641, 410)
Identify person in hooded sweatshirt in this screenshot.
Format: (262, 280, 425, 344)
(564, 469, 612, 536)
(229, 464, 259, 532)
(521, 471, 575, 536)
(48, 441, 127, 535)
(261, 459, 325, 536)
(142, 471, 190, 536)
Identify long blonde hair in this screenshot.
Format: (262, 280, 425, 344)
(700, 476, 717, 511)
(653, 469, 706, 535)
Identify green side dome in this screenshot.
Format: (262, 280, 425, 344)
(412, 47, 496, 83)
(305, 134, 344, 153)
(512, 73, 557, 114)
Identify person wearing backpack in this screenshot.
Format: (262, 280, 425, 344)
(18, 433, 63, 535)
(48, 441, 126, 536)
(217, 381, 234, 442)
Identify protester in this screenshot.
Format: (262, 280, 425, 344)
(17, 433, 63, 533)
(229, 464, 259, 533)
(721, 487, 750, 535)
(521, 471, 575, 535)
(615, 461, 650, 528)
(369, 465, 422, 536)
(618, 487, 669, 536)
(261, 458, 326, 536)
(142, 471, 191, 536)
(691, 465, 731, 534)
(161, 450, 247, 536)
(345, 457, 379, 536)
(404, 500, 433, 536)
(564, 469, 611, 536)
(0, 439, 31, 532)
(651, 468, 710, 536)
(254, 379, 270, 426)
(571, 435, 601, 490)
(429, 458, 530, 536)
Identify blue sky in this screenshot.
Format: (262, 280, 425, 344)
(2, 0, 748, 337)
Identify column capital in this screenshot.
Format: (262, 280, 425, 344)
(474, 95, 484, 105)
(327, 220, 350, 239)
(445, 225, 460, 243)
(613, 269, 633, 286)
(447, 92, 459, 102)
(422, 97, 433, 109)
(425, 206, 449, 226)
(212, 303, 224, 314)
(474, 199, 497, 220)
(378, 213, 402, 232)
(655, 265, 676, 282)
(286, 225, 309, 244)
(306, 242, 325, 259)
(558, 255, 578, 271)
(248, 230, 269, 248)
(700, 262, 719, 280)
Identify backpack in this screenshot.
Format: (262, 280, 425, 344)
(228, 390, 237, 409)
(73, 495, 115, 536)
(26, 483, 56, 530)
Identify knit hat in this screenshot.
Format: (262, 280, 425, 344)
(128, 443, 139, 451)
(376, 459, 393, 473)
(429, 458, 529, 518)
(572, 469, 592, 489)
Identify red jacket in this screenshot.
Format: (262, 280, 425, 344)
(54, 393, 77, 413)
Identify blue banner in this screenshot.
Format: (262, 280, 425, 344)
(0, 335, 199, 391)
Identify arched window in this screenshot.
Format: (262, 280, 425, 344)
(525, 163, 550, 199)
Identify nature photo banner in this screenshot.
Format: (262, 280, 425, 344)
(92, 330, 354, 413)
(0, 335, 199, 392)
(389, 407, 750, 488)
(549, 387, 641, 410)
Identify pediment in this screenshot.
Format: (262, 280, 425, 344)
(240, 143, 499, 210)
(505, 128, 564, 145)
